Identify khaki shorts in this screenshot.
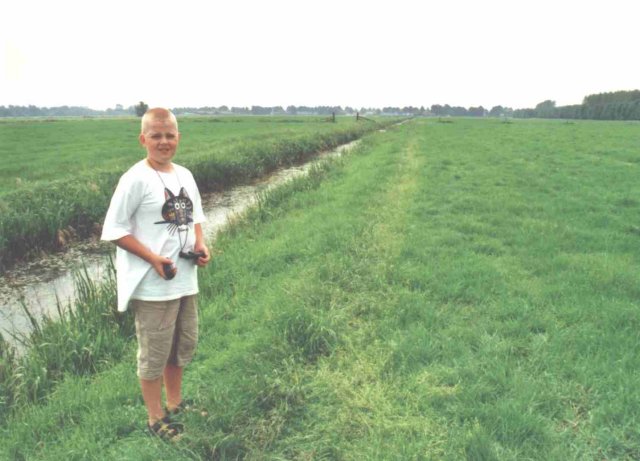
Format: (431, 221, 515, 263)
(132, 295, 198, 380)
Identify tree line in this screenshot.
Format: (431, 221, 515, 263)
(513, 90, 640, 121)
(170, 105, 432, 116)
(0, 104, 418, 118)
(0, 104, 491, 118)
(3, 90, 638, 120)
(0, 104, 137, 118)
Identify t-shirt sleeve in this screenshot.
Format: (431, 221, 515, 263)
(101, 172, 144, 241)
(192, 185, 205, 225)
(186, 169, 206, 225)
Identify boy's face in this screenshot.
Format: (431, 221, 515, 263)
(139, 118, 180, 168)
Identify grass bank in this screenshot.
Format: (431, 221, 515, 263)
(0, 261, 135, 420)
(2, 118, 639, 459)
(0, 116, 393, 271)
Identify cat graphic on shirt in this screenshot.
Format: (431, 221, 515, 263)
(155, 187, 193, 234)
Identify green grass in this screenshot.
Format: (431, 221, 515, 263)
(0, 116, 391, 271)
(2, 118, 639, 459)
(0, 116, 362, 191)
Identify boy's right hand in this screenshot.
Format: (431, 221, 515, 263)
(151, 255, 177, 280)
(113, 236, 177, 280)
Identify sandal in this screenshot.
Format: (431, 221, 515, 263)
(147, 416, 184, 441)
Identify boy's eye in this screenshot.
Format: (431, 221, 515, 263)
(150, 133, 175, 140)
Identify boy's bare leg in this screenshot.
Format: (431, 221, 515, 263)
(164, 364, 183, 411)
(140, 377, 165, 424)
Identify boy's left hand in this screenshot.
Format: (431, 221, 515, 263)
(194, 244, 211, 267)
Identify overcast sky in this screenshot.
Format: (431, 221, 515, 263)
(2, 0, 638, 111)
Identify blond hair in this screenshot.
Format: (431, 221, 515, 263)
(141, 108, 178, 134)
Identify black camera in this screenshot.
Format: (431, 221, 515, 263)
(179, 250, 206, 260)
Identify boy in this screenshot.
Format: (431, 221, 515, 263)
(101, 108, 210, 439)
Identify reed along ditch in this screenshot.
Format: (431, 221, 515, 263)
(0, 140, 360, 346)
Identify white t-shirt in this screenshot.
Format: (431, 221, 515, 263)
(101, 160, 206, 311)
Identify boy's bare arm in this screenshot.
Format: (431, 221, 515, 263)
(113, 234, 174, 278)
(194, 224, 211, 267)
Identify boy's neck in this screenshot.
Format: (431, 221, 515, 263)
(146, 157, 174, 173)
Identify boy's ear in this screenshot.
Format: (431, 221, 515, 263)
(139, 133, 146, 147)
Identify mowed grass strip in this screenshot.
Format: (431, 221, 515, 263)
(381, 119, 640, 459)
(2, 119, 639, 460)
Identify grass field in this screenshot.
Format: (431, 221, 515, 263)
(0, 116, 371, 192)
(2, 118, 640, 459)
(0, 116, 388, 270)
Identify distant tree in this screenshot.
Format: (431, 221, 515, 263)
(316, 106, 342, 115)
(468, 106, 487, 117)
(430, 104, 445, 116)
(401, 106, 420, 115)
(251, 106, 271, 115)
(583, 90, 640, 107)
(534, 100, 556, 118)
(489, 105, 505, 117)
(135, 101, 149, 117)
(383, 107, 400, 114)
(513, 108, 536, 118)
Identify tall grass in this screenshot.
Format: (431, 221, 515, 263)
(0, 334, 16, 422)
(0, 259, 134, 421)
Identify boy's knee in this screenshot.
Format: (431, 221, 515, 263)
(171, 295, 199, 367)
(133, 299, 181, 379)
